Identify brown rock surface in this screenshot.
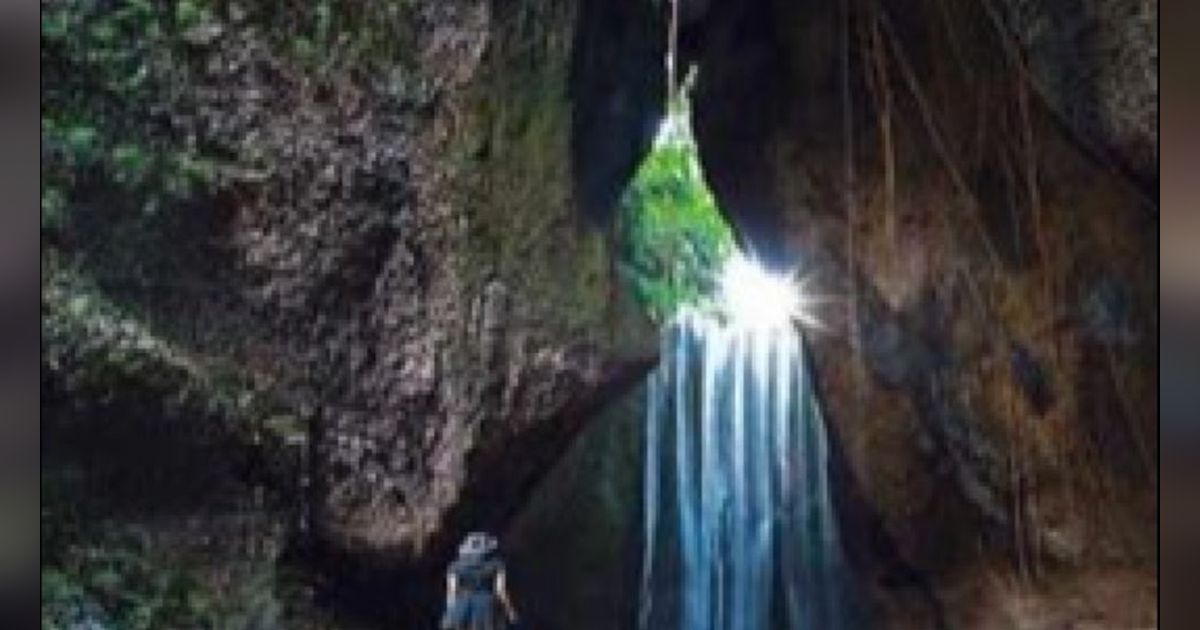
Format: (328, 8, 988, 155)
(678, 0, 1157, 625)
(43, 0, 663, 621)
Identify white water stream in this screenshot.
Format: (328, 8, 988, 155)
(639, 308, 861, 629)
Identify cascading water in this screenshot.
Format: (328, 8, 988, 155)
(639, 305, 864, 630)
(630, 20, 861, 617)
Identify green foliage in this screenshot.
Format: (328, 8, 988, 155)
(41, 0, 220, 237)
(42, 544, 223, 630)
(40, 260, 300, 628)
(251, 0, 420, 75)
(41, 494, 223, 630)
(616, 101, 734, 322)
(40, 0, 423, 239)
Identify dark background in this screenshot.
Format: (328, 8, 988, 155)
(0, 0, 43, 626)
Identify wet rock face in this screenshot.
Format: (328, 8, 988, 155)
(681, 0, 1157, 624)
(504, 386, 645, 630)
(205, 0, 663, 576)
(45, 0, 661, 616)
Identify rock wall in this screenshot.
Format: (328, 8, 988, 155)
(504, 385, 645, 630)
(678, 0, 1157, 626)
(42, 0, 664, 623)
(1000, 0, 1158, 191)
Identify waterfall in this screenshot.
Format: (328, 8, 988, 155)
(639, 309, 862, 630)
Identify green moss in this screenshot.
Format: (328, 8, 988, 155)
(452, 0, 635, 351)
(41, 479, 292, 630)
(41, 538, 225, 630)
(615, 98, 736, 323)
(461, 27, 732, 332)
(242, 0, 420, 75)
(41, 0, 222, 240)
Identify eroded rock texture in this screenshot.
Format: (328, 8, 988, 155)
(1000, 0, 1158, 191)
(678, 0, 1158, 626)
(43, 0, 663, 621)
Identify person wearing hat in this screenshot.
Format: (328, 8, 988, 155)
(440, 532, 520, 629)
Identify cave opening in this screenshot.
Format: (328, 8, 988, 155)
(608, 50, 867, 625)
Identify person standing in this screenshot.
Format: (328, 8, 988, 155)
(440, 532, 520, 629)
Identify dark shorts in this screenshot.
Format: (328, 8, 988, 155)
(440, 593, 505, 630)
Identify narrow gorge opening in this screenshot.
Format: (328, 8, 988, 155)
(613, 56, 865, 624)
